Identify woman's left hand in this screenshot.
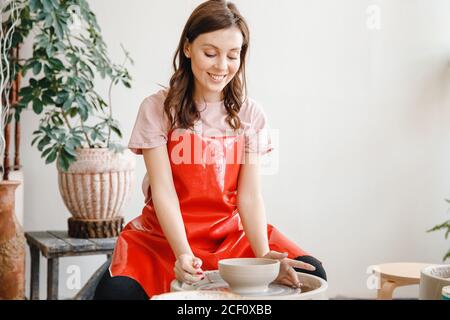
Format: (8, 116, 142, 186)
(262, 250, 316, 288)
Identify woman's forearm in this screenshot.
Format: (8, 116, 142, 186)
(152, 191, 192, 258)
(237, 194, 270, 257)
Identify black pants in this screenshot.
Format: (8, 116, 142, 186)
(93, 255, 327, 300)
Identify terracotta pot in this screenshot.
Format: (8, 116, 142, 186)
(57, 148, 135, 220)
(0, 180, 25, 300)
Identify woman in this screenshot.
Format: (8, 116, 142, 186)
(94, 0, 326, 300)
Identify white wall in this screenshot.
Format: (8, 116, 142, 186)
(19, 0, 450, 299)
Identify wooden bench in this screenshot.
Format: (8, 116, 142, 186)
(25, 231, 116, 300)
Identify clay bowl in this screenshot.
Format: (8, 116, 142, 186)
(218, 258, 280, 295)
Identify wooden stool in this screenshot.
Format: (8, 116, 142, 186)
(25, 230, 117, 300)
(373, 262, 433, 299)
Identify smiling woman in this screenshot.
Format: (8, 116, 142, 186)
(94, 0, 327, 300)
(162, 0, 251, 132)
(184, 28, 243, 101)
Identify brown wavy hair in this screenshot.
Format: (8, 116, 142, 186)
(164, 0, 250, 132)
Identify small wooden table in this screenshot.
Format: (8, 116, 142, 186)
(25, 231, 116, 300)
(373, 262, 433, 299)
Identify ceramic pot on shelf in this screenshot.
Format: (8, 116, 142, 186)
(57, 148, 135, 238)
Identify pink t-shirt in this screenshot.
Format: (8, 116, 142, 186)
(128, 89, 273, 155)
(128, 89, 274, 201)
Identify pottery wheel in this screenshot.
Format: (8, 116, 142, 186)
(172, 270, 302, 297)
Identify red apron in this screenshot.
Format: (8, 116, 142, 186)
(110, 130, 308, 298)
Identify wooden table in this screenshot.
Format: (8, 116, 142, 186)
(25, 231, 116, 300)
(373, 262, 433, 299)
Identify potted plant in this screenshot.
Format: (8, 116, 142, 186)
(0, 0, 25, 300)
(427, 199, 450, 262)
(3, 0, 136, 238)
(418, 200, 450, 300)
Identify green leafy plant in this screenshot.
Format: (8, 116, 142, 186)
(427, 199, 450, 261)
(1, 0, 133, 172)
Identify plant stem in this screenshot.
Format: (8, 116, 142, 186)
(66, 35, 93, 148)
(106, 54, 128, 147)
(107, 76, 113, 147)
(62, 111, 92, 148)
(79, 118, 93, 148)
(61, 112, 72, 130)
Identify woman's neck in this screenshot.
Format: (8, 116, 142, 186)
(193, 90, 224, 104)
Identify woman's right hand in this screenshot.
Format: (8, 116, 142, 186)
(174, 253, 205, 285)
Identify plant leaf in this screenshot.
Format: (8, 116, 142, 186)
(42, 146, 54, 158)
(32, 62, 42, 75)
(31, 135, 41, 147)
(444, 249, 450, 262)
(63, 96, 74, 111)
(45, 148, 58, 164)
(110, 124, 122, 138)
(57, 153, 70, 172)
(32, 99, 44, 114)
(37, 136, 51, 152)
(63, 145, 78, 158)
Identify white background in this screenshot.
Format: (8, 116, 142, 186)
(18, 0, 450, 299)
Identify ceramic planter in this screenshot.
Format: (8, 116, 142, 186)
(0, 180, 25, 300)
(419, 264, 450, 300)
(57, 148, 135, 238)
